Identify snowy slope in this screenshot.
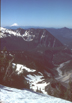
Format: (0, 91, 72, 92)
(12, 63, 49, 94)
(0, 27, 21, 38)
(0, 84, 71, 103)
(0, 27, 35, 41)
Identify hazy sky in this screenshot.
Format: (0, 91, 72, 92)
(1, 0, 72, 28)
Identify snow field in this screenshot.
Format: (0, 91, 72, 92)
(12, 63, 49, 94)
(0, 85, 71, 103)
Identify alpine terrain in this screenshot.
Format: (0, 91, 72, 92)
(0, 27, 72, 102)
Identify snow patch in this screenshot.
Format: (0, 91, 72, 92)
(41, 35, 45, 39)
(12, 63, 48, 94)
(12, 63, 36, 74)
(22, 31, 35, 41)
(25, 74, 49, 94)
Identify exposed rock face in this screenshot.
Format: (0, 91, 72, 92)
(0, 27, 63, 50)
(0, 27, 72, 64)
(22, 29, 63, 47)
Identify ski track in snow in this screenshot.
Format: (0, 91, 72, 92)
(0, 85, 71, 103)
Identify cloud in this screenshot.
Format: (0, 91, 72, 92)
(11, 23, 18, 26)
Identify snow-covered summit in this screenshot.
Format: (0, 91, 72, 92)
(0, 84, 71, 103)
(11, 23, 18, 26)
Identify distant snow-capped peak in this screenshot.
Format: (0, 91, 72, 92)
(11, 23, 18, 26)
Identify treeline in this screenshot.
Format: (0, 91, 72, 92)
(0, 48, 29, 89)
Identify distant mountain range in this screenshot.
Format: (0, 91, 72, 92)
(47, 27, 72, 49)
(4, 26, 72, 30)
(4, 26, 48, 29)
